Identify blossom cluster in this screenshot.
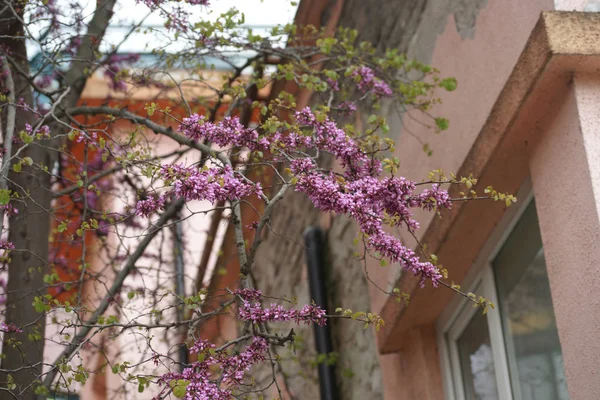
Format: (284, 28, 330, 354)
(140, 0, 209, 8)
(0, 322, 22, 333)
(235, 288, 327, 326)
(158, 288, 326, 399)
(137, 0, 210, 32)
(0, 241, 15, 251)
(157, 337, 267, 399)
(140, 105, 452, 286)
(0, 204, 18, 217)
(291, 108, 449, 286)
(180, 115, 269, 151)
(135, 164, 262, 217)
(351, 66, 393, 98)
(104, 54, 140, 92)
(24, 123, 50, 138)
(34, 73, 56, 90)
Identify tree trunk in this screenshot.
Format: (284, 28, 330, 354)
(0, 0, 115, 396)
(0, 6, 52, 400)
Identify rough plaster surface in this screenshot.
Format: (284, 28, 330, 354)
(251, 189, 322, 399)
(254, 0, 558, 399)
(249, 2, 440, 398)
(327, 216, 384, 399)
(337, 0, 427, 53)
(529, 80, 600, 399)
(555, 0, 588, 10)
(452, 0, 489, 39)
(408, 0, 488, 63)
(251, 180, 384, 399)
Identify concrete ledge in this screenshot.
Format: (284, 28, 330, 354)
(378, 11, 600, 354)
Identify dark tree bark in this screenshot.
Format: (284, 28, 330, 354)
(0, 1, 115, 397)
(0, 4, 50, 398)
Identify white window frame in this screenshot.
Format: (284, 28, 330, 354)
(437, 179, 535, 400)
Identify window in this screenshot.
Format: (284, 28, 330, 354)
(439, 196, 569, 400)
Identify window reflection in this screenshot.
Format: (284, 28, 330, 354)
(493, 201, 569, 400)
(457, 311, 499, 400)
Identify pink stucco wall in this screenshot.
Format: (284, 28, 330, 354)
(529, 74, 600, 399)
(368, 0, 554, 319)
(364, 2, 600, 400)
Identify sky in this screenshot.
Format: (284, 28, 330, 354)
(109, 0, 299, 26)
(27, 0, 299, 55)
(109, 0, 299, 52)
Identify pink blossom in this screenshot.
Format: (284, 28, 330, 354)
(0, 322, 22, 333)
(235, 290, 327, 326)
(351, 66, 393, 98)
(143, 106, 452, 288)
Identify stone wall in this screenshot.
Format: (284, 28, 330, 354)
(250, 0, 495, 398)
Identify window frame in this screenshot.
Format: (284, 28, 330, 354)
(437, 179, 535, 400)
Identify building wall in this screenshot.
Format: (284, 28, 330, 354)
(529, 73, 600, 399)
(47, 2, 600, 399)
(43, 115, 226, 399)
(247, 1, 580, 399)
(374, 2, 552, 397)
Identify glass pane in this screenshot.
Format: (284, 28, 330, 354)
(457, 311, 499, 400)
(493, 201, 569, 400)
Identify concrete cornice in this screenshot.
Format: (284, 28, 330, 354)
(378, 11, 600, 354)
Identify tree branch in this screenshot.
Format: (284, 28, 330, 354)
(61, 0, 117, 108)
(43, 198, 185, 389)
(64, 106, 231, 167)
(0, 55, 15, 234)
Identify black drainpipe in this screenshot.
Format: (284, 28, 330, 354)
(304, 226, 339, 400)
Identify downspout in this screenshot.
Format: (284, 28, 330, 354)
(304, 226, 339, 400)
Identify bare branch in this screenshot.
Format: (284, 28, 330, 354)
(0, 55, 15, 234)
(43, 198, 185, 389)
(64, 106, 232, 167)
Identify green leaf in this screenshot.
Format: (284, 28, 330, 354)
(33, 299, 46, 313)
(0, 189, 11, 206)
(57, 221, 68, 233)
(440, 77, 457, 91)
(12, 163, 21, 173)
(145, 102, 158, 116)
(7, 374, 16, 390)
(22, 157, 33, 166)
(35, 376, 49, 392)
(173, 380, 189, 398)
(20, 131, 34, 144)
(74, 372, 86, 384)
(351, 311, 365, 320)
(435, 117, 449, 131)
